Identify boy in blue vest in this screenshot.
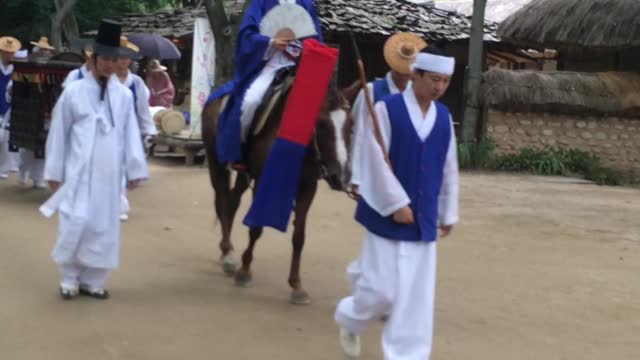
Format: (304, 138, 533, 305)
(0, 36, 21, 179)
(349, 32, 426, 191)
(335, 47, 459, 360)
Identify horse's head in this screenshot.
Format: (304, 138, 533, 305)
(313, 86, 353, 192)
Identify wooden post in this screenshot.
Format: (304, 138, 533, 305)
(462, 0, 487, 144)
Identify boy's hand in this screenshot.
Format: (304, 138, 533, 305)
(393, 206, 414, 224)
(127, 180, 141, 190)
(48, 181, 61, 192)
(439, 225, 454, 237)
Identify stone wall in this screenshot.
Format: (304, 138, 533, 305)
(487, 110, 640, 178)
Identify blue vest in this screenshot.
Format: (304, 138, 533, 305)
(372, 78, 391, 103)
(355, 94, 452, 242)
(0, 70, 12, 117)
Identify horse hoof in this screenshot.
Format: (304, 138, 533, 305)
(234, 271, 252, 287)
(290, 290, 311, 305)
(221, 255, 237, 277)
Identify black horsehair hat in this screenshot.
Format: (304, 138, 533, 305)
(93, 19, 124, 57)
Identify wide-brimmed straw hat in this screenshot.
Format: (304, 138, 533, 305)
(120, 36, 141, 60)
(30, 36, 55, 51)
(0, 36, 22, 53)
(383, 32, 427, 75)
(147, 59, 167, 72)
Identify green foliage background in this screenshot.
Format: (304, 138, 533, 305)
(0, 0, 172, 44)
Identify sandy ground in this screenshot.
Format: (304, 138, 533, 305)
(0, 159, 639, 360)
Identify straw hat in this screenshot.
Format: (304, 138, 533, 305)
(30, 36, 55, 51)
(147, 59, 167, 72)
(0, 36, 22, 53)
(383, 33, 427, 75)
(120, 36, 141, 60)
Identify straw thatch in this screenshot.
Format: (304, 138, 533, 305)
(482, 68, 640, 117)
(498, 0, 640, 48)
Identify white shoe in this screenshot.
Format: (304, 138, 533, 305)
(0, 173, 8, 180)
(18, 171, 26, 185)
(120, 213, 129, 222)
(339, 328, 361, 358)
(59, 283, 79, 300)
(34, 180, 47, 189)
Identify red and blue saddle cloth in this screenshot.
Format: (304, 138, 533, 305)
(242, 39, 338, 231)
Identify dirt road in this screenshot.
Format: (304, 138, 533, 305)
(1, 160, 638, 360)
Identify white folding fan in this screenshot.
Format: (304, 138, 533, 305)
(259, 3, 318, 39)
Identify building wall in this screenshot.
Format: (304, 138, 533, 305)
(487, 110, 640, 178)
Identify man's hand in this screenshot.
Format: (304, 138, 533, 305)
(48, 181, 61, 192)
(272, 37, 292, 51)
(439, 225, 454, 238)
(127, 180, 141, 190)
(393, 206, 414, 225)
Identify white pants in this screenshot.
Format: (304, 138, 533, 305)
(0, 130, 12, 176)
(335, 233, 437, 360)
(240, 52, 294, 141)
(59, 262, 111, 290)
(18, 148, 45, 183)
(121, 176, 129, 216)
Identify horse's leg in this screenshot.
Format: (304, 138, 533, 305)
(288, 179, 318, 305)
(234, 227, 263, 287)
(221, 173, 250, 275)
(234, 180, 263, 286)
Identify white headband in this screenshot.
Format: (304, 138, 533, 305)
(410, 52, 455, 76)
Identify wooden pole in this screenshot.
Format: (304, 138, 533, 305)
(462, 0, 487, 144)
(348, 32, 391, 168)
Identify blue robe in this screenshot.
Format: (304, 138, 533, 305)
(209, 0, 323, 163)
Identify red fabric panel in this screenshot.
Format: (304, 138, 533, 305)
(277, 39, 339, 145)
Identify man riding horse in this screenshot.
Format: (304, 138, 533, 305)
(208, 0, 323, 172)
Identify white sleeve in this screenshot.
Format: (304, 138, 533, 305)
(61, 70, 77, 88)
(44, 91, 73, 182)
(357, 101, 411, 217)
(124, 93, 149, 182)
(349, 84, 373, 186)
(438, 117, 460, 225)
(5, 79, 12, 104)
(135, 79, 157, 136)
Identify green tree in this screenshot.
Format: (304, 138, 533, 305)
(1, 0, 171, 47)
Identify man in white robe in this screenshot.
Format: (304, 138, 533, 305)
(115, 37, 157, 221)
(335, 48, 459, 359)
(41, 19, 148, 300)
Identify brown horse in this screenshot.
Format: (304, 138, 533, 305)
(201, 71, 353, 304)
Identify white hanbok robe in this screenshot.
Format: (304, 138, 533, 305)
(0, 63, 14, 176)
(61, 64, 90, 88)
(336, 86, 459, 360)
(41, 75, 149, 269)
(349, 72, 403, 186)
(118, 71, 157, 137)
(115, 71, 157, 216)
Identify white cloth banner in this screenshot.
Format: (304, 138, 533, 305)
(190, 18, 216, 135)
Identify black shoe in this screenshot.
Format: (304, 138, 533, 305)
(79, 286, 110, 300)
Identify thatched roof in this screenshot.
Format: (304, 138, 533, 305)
(482, 68, 640, 117)
(498, 0, 640, 49)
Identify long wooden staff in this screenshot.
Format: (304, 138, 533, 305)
(348, 32, 391, 168)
